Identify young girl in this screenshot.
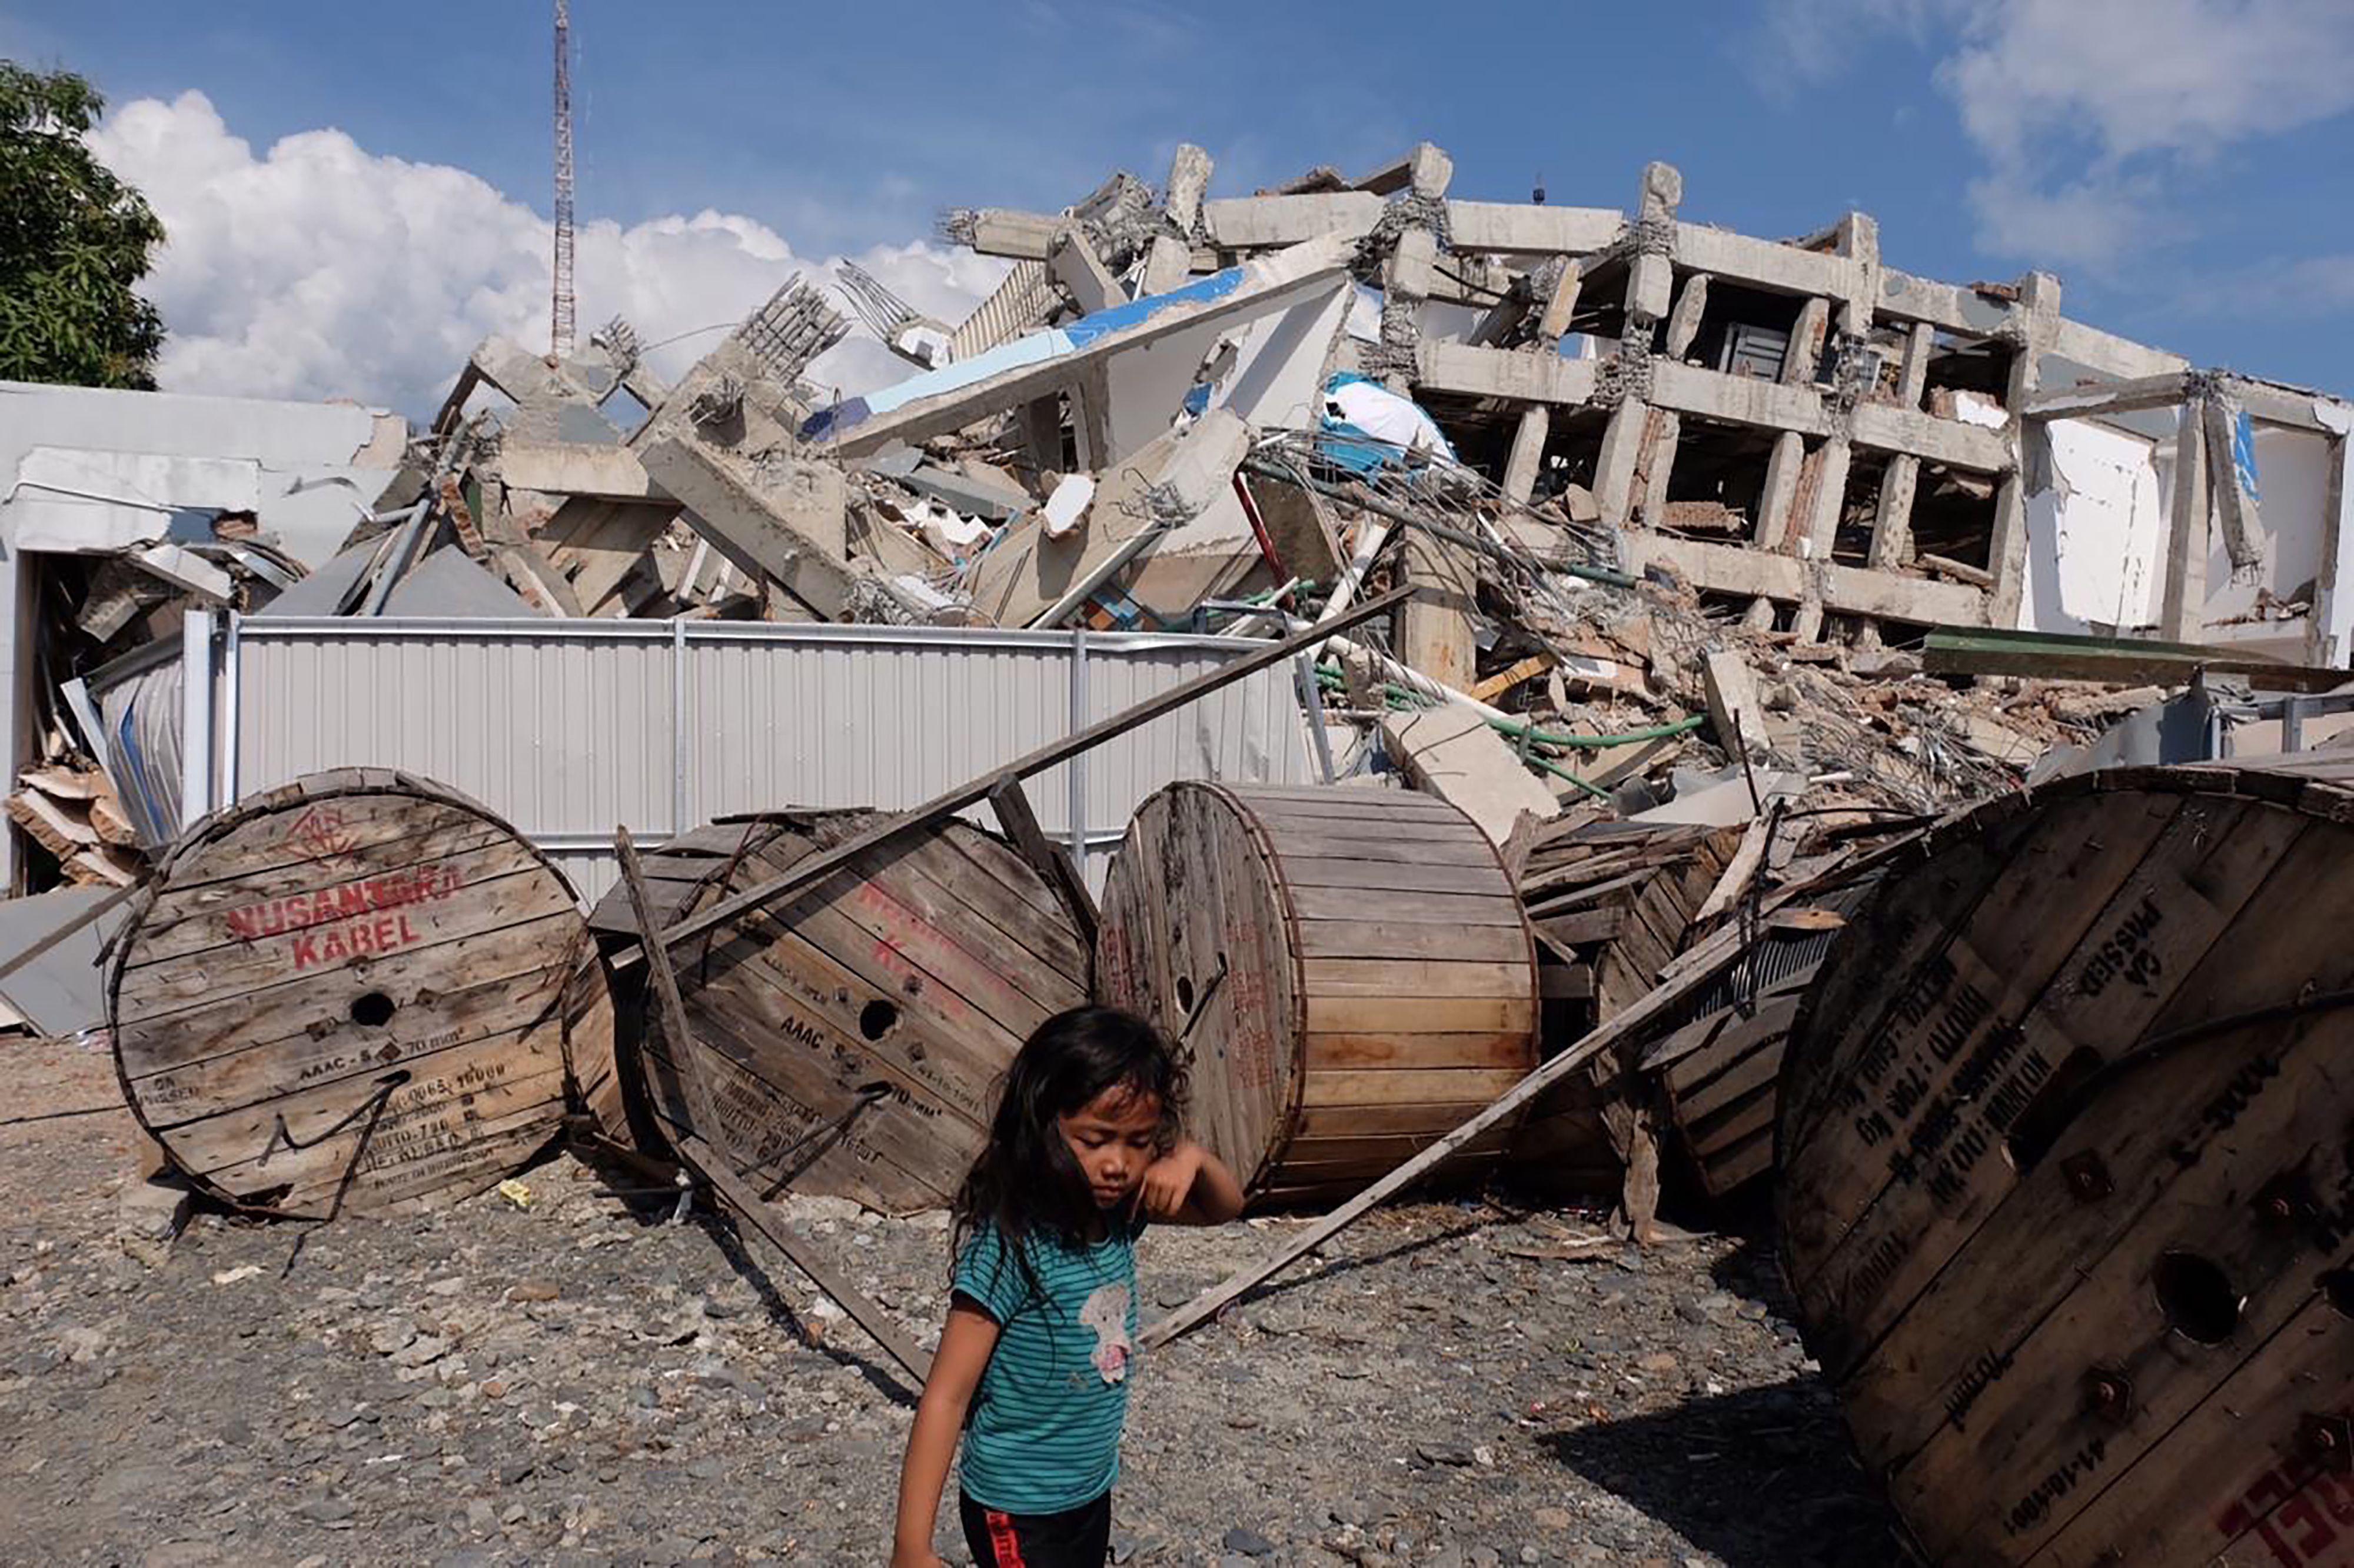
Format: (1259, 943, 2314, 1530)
(890, 1006, 1245, 1567)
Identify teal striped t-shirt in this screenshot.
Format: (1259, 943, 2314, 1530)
(953, 1217, 1141, 1514)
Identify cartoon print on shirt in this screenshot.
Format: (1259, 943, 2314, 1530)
(1079, 1281, 1132, 1383)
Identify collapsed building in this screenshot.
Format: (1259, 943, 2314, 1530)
(3, 138, 2350, 1144)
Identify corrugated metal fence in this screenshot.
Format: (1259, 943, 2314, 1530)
(192, 615, 1316, 905)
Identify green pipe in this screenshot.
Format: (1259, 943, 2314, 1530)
(1312, 667, 1704, 750)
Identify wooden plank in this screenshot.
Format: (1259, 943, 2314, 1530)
(986, 777, 1099, 950)
(1298, 957, 1531, 998)
(1304, 1066, 1544, 1109)
(1302, 994, 1533, 1037)
(1274, 856, 1511, 895)
(1288, 884, 1526, 926)
(1531, 908, 1625, 947)
(1700, 1128, 1773, 1194)
(1671, 1041, 1783, 1126)
(1658, 994, 1804, 1086)
(1302, 1028, 1534, 1070)
(611, 586, 1412, 973)
(1299, 908, 1535, 960)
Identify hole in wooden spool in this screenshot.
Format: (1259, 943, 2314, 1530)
(2003, 1047, 2106, 1173)
(2153, 1251, 2242, 1344)
(2325, 1270, 2354, 1320)
(349, 991, 396, 1028)
(859, 1000, 899, 1041)
(1176, 976, 1195, 1013)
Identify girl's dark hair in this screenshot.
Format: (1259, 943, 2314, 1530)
(951, 1006, 1188, 1296)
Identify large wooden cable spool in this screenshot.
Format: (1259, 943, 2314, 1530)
(108, 769, 617, 1219)
(1096, 783, 1540, 1208)
(587, 811, 1092, 1214)
(1776, 761, 2354, 1567)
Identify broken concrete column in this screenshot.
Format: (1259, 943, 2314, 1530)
(1500, 261, 1588, 504)
(2160, 398, 2212, 640)
(637, 438, 860, 620)
(1703, 650, 1769, 760)
(1783, 297, 1828, 387)
(1050, 230, 1125, 315)
(1501, 405, 1552, 504)
(1399, 524, 1479, 694)
(1868, 322, 1938, 569)
(1754, 431, 1806, 551)
(1594, 162, 1680, 529)
(1637, 410, 1683, 528)
(1988, 271, 2060, 629)
(1663, 274, 1710, 361)
(1139, 144, 1212, 296)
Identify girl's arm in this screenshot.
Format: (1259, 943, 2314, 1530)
(1138, 1137, 1246, 1224)
(890, 1300, 1001, 1568)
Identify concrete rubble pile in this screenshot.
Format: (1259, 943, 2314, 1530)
(8, 138, 2354, 1211)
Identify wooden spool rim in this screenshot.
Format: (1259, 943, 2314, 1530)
(105, 767, 591, 1209)
(1772, 757, 2354, 1229)
(1192, 781, 1542, 1195)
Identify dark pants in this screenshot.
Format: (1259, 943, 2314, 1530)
(959, 1489, 1111, 1567)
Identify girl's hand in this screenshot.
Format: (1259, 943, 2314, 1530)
(1137, 1140, 1206, 1219)
(889, 1547, 945, 1568)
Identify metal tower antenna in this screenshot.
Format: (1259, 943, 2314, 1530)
(551, 0, 576, 357)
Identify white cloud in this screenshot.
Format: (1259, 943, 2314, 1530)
(87, 91, 1006, 419)
(1761, 0, 2354, 266)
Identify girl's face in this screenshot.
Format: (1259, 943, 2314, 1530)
(1058, 1085, 1163, 1210)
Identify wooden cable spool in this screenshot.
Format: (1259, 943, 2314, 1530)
(1776, 761, 2354, 1567)
(109, 769, 617, 1219)
(1096, 783, 1539, 1208)
(587, 811, 1092, 1214)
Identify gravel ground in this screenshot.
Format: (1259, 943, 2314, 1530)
(1, 1034, 1906, 1567)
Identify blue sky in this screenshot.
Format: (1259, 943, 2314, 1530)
(5, 0, 2352, 411)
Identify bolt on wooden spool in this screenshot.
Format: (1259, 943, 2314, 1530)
(1775, 759, 2354, 1567)
(1096, 782, 1540, 1208)
(108, 768, 618, 1219)
(587, 810, 1092, 1214)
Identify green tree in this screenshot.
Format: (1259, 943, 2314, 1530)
(0, 61, 164, 389)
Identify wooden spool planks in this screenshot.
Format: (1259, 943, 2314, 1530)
(1096, 783, 1539, 1208)
(109, 769, 616, 1219)
(588, 810, 1091, 1214)
(1508, 820, 1745, 1199)
(1776, 761, 2354, 1567)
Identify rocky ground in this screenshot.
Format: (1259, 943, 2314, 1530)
(1, 1034, 1906, 1567)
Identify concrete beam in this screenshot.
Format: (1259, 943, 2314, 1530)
(1877, 271, 2018, 337)
(493, 441, 657, 500)
(2160, 401, 2210, 641)
(962, 209, 1070, 261)
(1628, 534, 1986, 624)
(1649, 359, 1830, 437)
(637, 437, 859, 620)
(1848, 401, 2014, 472)
(1674, 224, 1856, 301)
(1416, 342, 1600, 406)
(1533, 259, 1589, 344)
(2220, 375, 2348, 435)
(2313, 435, 2351, 665)
(2047, 318, 2189, 381)
(2022, 371, 2193, 422)
(1201, 193, 1383, 249)
(1442, 202, 1624, 258)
